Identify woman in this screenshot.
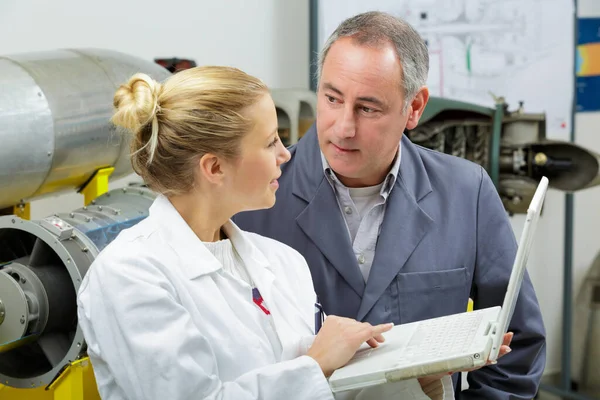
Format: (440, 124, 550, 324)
(76, 66, 454, 399)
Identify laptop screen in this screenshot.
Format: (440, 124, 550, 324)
(492, 177, 548, 359)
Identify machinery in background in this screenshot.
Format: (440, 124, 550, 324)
(272, 89, 600, 215)
(271, 89, 317, 147)
(409, 96, 600, 214)
(0, 185, 156, 392)
(0, 185, 156, 398)
(154, 57, 197, 73)
(0, 48, 171, 219)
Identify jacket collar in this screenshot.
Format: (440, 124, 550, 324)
(149, 195, 270, 280)
(320, 140, 401, 199)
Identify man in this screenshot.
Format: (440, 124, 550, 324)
(234, 11, 546, 399)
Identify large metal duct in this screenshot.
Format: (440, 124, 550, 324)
(0, 185, 156, 388)
(0, 48, 171, 210)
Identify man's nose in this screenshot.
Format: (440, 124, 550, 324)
(336, 106, 356, 139)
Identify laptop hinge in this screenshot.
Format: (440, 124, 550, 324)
(488, 322, 503, 361)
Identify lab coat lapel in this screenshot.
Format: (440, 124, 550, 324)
(224, 222, 313, 358)
(222, 221, 276, 309)
(292, 127, 366, 298)
(356, 136, 434, 321)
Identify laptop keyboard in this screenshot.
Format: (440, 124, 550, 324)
(403, 312, 485, 361)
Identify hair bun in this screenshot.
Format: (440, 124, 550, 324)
(111, 73, 162, 133)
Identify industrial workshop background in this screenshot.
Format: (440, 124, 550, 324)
(0, 1, 598, 399)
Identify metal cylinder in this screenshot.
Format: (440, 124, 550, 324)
(0, 185, 156, 388)
(529, 141, 600, 192)
(0, 48, 171, 210)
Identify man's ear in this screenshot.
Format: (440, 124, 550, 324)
(198, 153, 225, 185)
(405, 87, 430, 130)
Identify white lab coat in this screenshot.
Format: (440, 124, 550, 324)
(77, 195, 453, 400)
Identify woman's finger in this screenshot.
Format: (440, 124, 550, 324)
(371, 323, 394, 335)
(372, 333, 386, 343)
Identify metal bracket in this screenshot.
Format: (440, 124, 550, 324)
(40, 217, 74, 241)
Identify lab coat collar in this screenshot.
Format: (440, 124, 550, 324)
(150, 196, 311, 357)
(149, 195, 270, 280)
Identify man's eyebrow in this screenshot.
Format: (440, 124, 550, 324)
(322, 82, 343, 96)
(322, 82, 384, 108)
(357, 96, 384, 108)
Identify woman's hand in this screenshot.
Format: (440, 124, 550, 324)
(306, 315, 394, 377)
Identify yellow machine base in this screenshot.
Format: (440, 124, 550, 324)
(0, 357, 100, 399)
(81, 167, 114, 206)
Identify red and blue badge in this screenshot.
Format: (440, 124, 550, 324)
(252, 287, 271, 315)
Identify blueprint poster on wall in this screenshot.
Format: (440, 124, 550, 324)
(318, 0, 574, 137)
(576, 18, 600, 112)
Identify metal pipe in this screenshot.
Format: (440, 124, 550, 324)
(490, 99, 504, 186)
(563, 192, 575, 391)
(561, 0, 578, 392)
(0, 48, 170, 210)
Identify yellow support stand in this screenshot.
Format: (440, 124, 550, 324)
(0, 166, 113, 220)
(13, 202, 31, 220)
(0, 202, 30, 220)
(80, 167, 114, 206)
(0, 357, 100, 400)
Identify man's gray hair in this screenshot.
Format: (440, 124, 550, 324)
(316, 11, 429, 111)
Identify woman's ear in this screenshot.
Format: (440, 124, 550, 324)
(198, 153, 225, 185)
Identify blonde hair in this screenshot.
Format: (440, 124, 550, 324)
(111, 66, 268, 196)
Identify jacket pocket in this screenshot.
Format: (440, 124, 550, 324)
(396, 267, 470, 323)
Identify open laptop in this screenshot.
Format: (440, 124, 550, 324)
(328, 176, 549, 393)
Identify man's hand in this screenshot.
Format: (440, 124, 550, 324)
(464, 331, 513, 370)
(417, 332, 514, 387)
